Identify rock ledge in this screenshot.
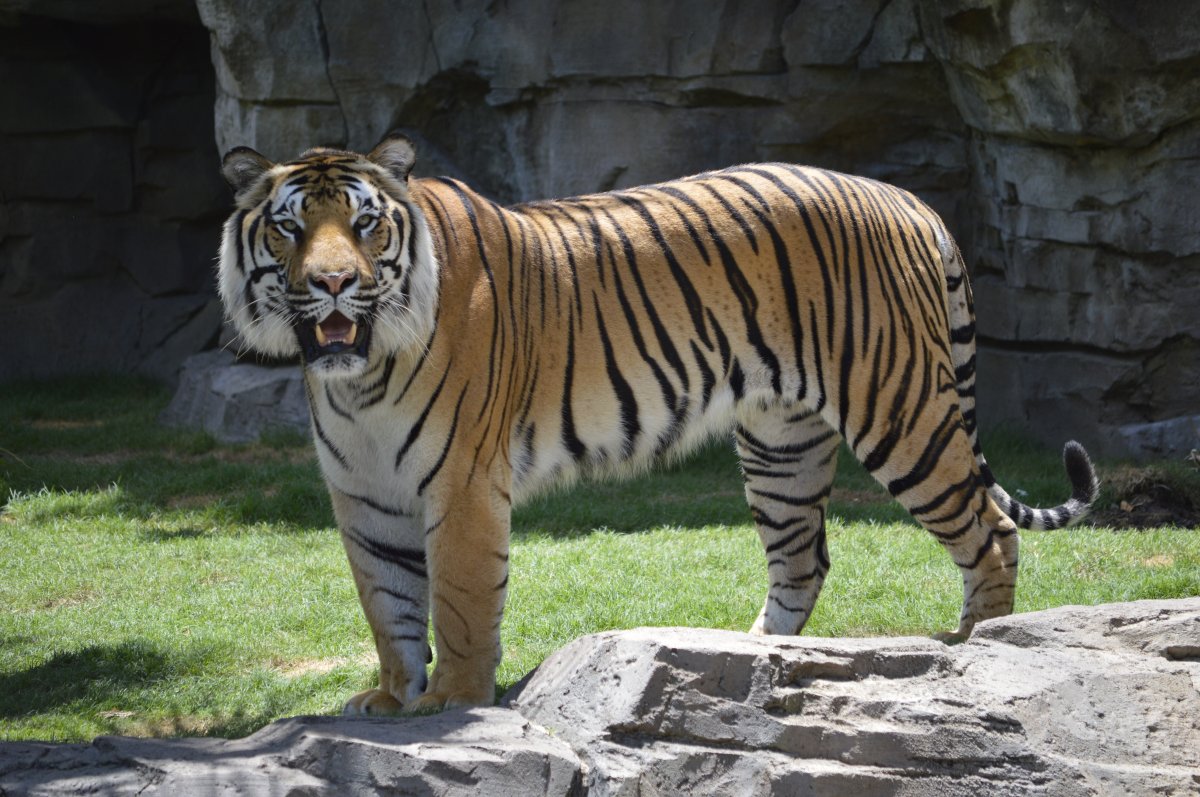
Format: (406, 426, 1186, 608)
(2, 598, 1197, 796)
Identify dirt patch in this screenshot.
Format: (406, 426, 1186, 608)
(832, 487, 890, 505)
(37, 587, 99, 610)
(167, 493, 224, 510)
(269, 650, 376, 678)
(1091, 465, 1200, 529)
(30, 419, 104, 430)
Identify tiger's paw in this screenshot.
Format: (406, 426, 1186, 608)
(932, 629, 970, 645)
(342, 688, 405, 716)
(406, 687, 493, 712)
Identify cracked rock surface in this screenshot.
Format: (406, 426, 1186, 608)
(2, 598, 1197, 795)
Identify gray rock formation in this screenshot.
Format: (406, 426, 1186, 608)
(2, 598, 1198, 795)
(0, 708, 582, 796)
(918, 1, 1200, 458)
(158, 350, 309, 442)
(1, 1, 1196, 456)
(508, 598, 1200, 795)
(190, 0, 1199, 457)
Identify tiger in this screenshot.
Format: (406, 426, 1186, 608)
(217, 131, 1098, 713)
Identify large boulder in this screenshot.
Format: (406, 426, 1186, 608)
(507, 597, 1200, 795)
(1, 598, 1197, 796)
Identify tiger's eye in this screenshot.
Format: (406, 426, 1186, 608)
(279, 219, 300, 234)
(354, 214, 377, 232)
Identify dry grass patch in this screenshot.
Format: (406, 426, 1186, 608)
(37, 587, 99, 611)
(167, 493, 224, 510)
(207, 444, 313, 466)
(832, 487, 890, 505)
(125, 715, 218, 738)
(29, 419, 104, 430)
(268, 650, 375, 678)
(40, 445, 313, 468)
(657, 488, 741, 504)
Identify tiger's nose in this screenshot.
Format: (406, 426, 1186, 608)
(310, 271, 356, 295)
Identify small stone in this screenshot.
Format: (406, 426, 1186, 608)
(159, 350, 309, 443)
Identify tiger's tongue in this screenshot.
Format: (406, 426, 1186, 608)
(316, 311, 356, 346)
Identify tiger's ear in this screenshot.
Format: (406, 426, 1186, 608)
(368, 131, 417, 183)
(221, 147, 274, 199)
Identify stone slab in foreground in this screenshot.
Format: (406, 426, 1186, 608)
(0, 709, 582, 796)
(2, 599, 1197, 796)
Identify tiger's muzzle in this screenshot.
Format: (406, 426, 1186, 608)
(295, 310, 373, 364)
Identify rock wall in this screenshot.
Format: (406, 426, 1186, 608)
(2, 1, 1195, 455)
(197, 0, 967, 218)
(0, 1, 226, 382)
(194, 0, 1200, 456)
(920, 1, 1200, 457)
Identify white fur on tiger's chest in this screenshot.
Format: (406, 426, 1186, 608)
(305, 376, 439, 520)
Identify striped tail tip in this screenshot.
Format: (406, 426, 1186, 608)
(990, 440, 1099, 531)
(1063, 440, 1099, 507)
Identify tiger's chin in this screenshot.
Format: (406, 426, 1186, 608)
(296, 312, 374, 379)
(305, 351, 372, 379)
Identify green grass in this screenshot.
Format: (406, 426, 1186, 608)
(1, 376, 1198, 742)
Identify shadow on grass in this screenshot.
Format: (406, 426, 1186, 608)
(0, 640, 173, 718)
(2, 454, 332, 531)
(0, 376, 332, 531)
(0, 639, 298, 740)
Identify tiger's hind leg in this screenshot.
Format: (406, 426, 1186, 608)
(854, 400, 1019, 641)
(736, 401, 841, 636)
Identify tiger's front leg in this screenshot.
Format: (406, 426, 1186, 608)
(331, 491, 432, 716)
(407, 488, 510, 710)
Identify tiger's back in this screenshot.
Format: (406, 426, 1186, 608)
(413, 165, 957, 496)
(217, 136, 1097, 713)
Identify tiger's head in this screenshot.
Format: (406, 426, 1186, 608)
(217, 133, 438, 379)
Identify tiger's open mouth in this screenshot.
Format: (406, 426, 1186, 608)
(296, 310, 371, 363)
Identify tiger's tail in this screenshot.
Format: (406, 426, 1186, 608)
(934, 228, 1099, 531)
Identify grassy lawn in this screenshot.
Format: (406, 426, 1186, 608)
(2, 376, 1198, 742)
